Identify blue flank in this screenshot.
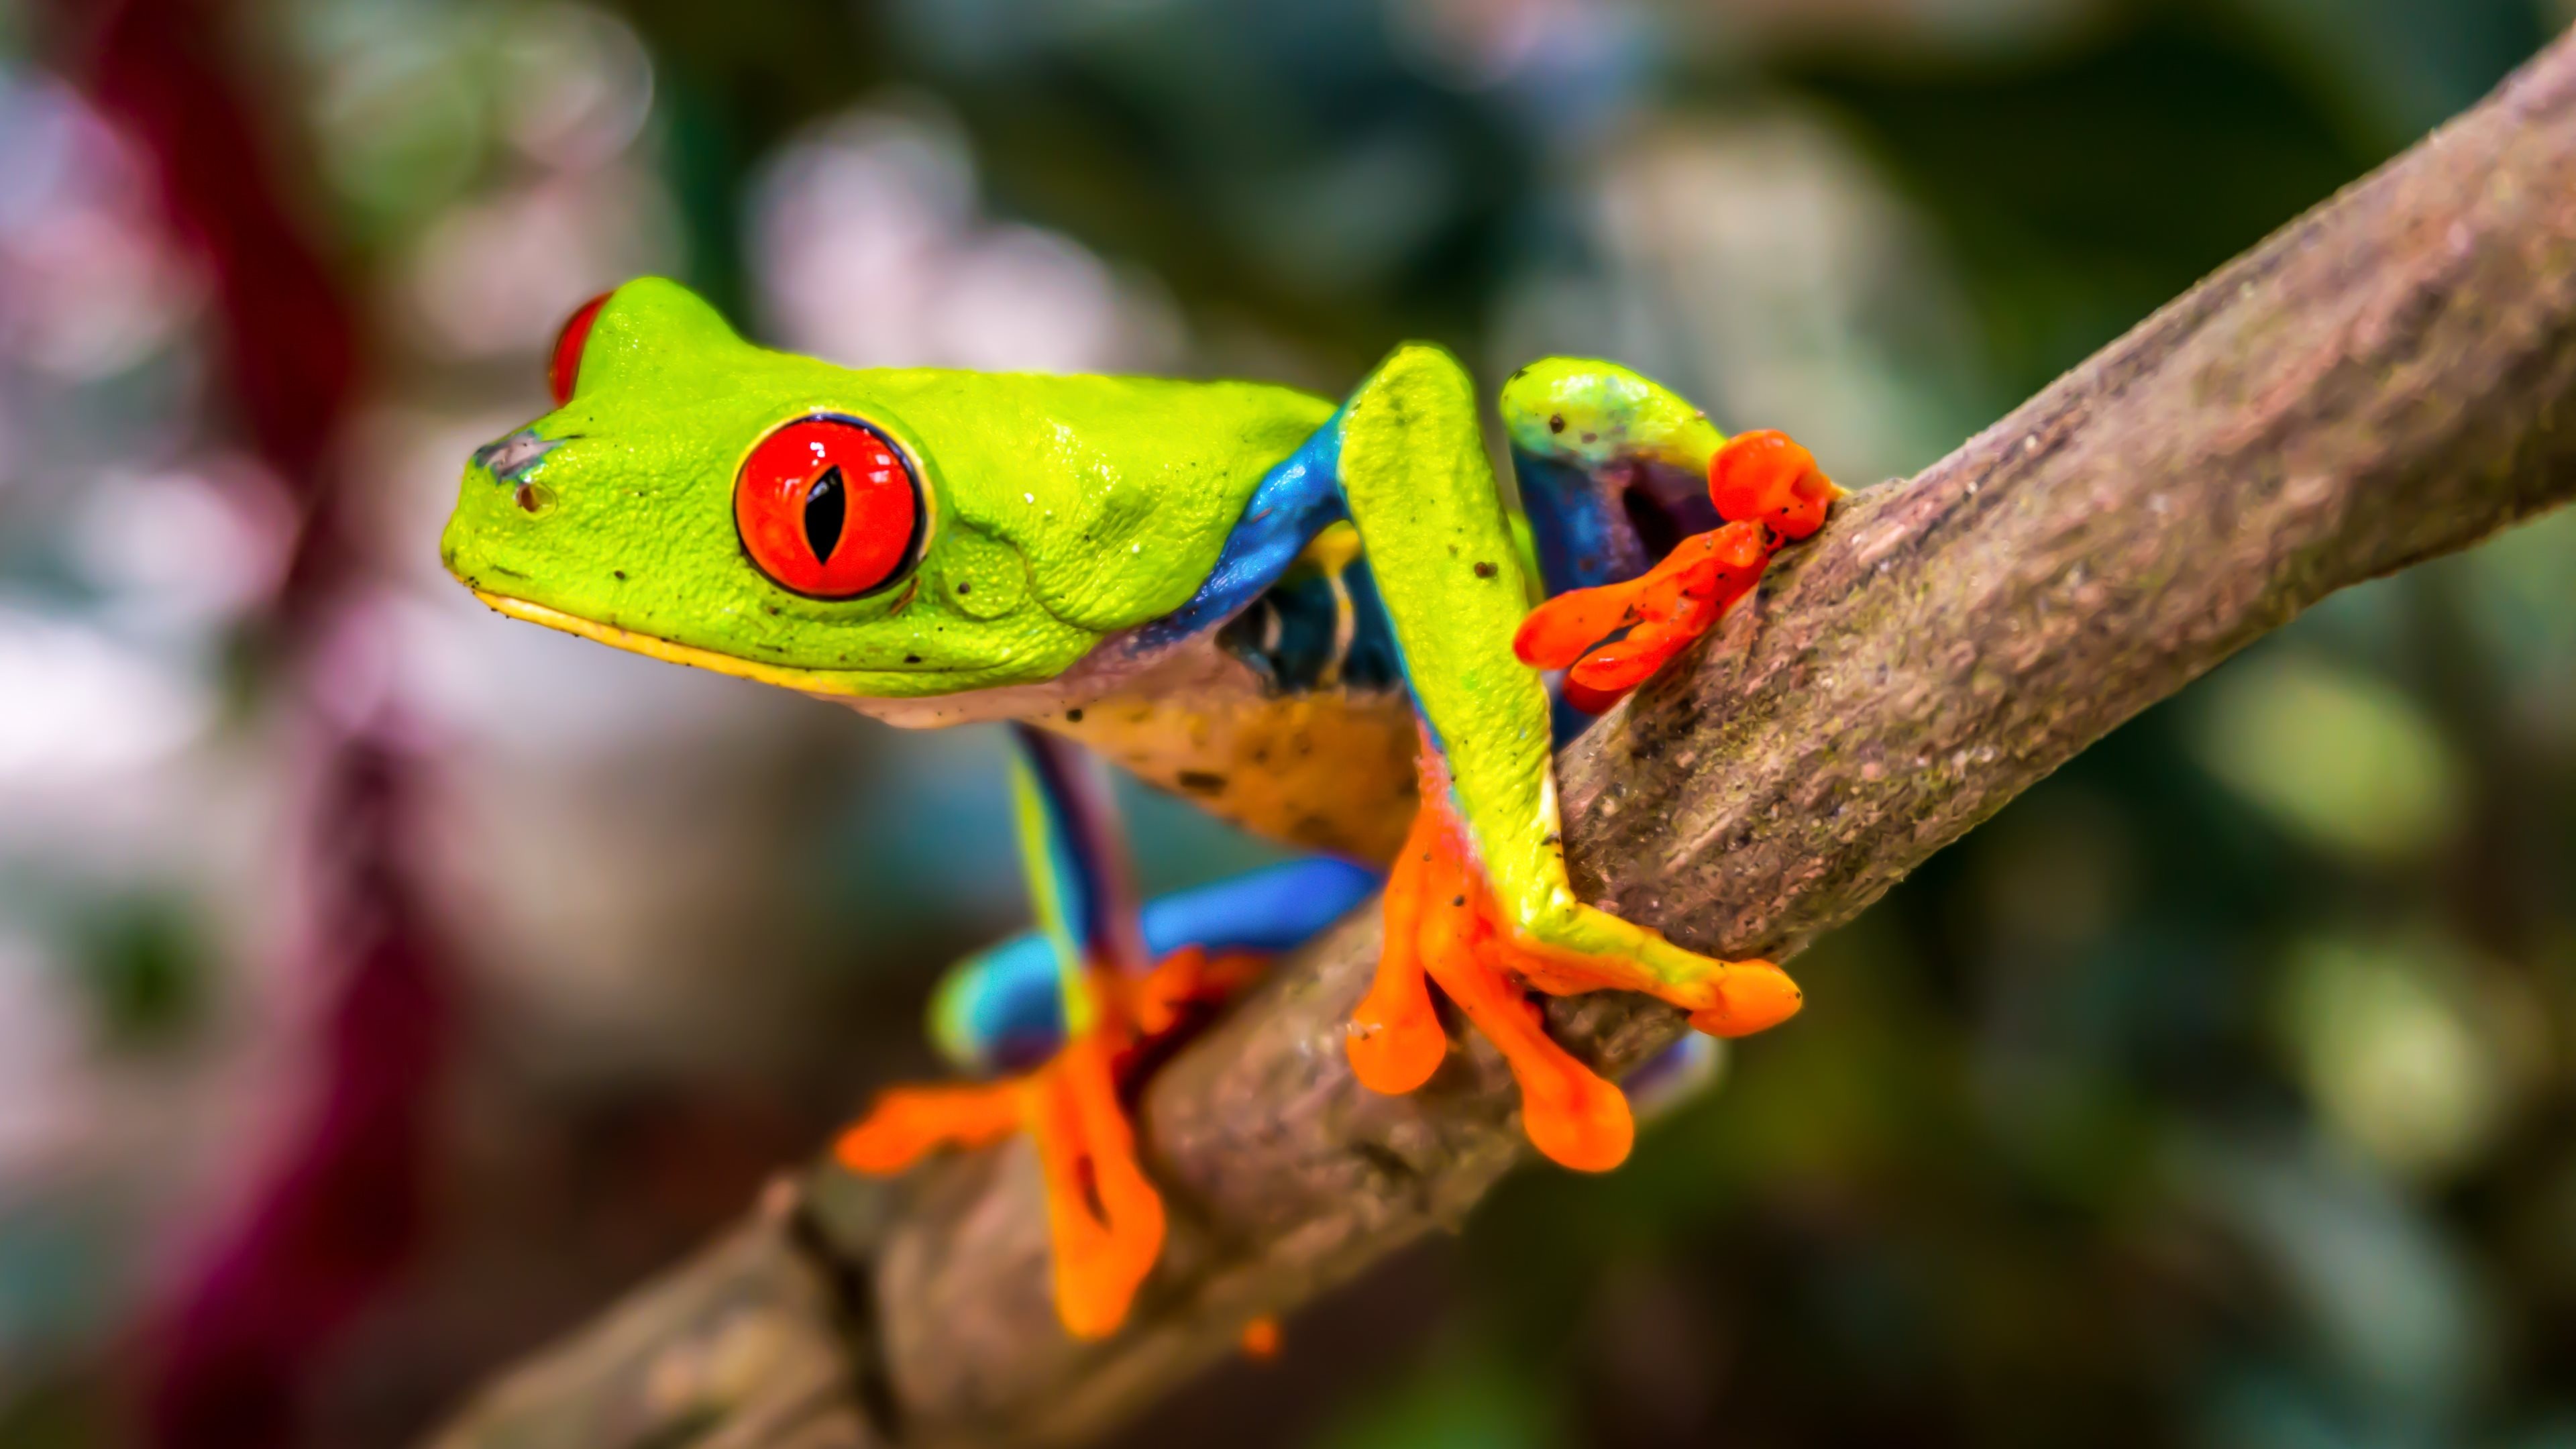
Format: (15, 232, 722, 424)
(1130, 411, 1348, 651)
(929, 856, 1384, 1074)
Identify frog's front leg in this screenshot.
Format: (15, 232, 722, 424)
(1332, 345, 1809, 1171)
(1497, 358, 1841, 713)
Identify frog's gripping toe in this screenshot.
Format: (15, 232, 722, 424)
(1515, 429, 1837, 714)
(1348, 754, 1803, 1173)
(1347, 782, 1644, 1172)
(1686, 962, 1804, 1037)
(1513, 520, 1772, 712)
(1356, 806, 1637, 1169)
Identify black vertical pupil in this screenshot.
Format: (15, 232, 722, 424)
(804, 465, 847, 564)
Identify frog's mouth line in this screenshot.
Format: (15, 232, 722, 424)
(471, 590, 955, 693)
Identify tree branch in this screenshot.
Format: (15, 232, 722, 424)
(425, 26, 2576, 1449)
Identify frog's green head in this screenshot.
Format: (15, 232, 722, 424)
(439, 278, 1102, 698)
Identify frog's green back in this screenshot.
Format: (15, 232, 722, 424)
(440, 279, 1334, 697)
(843, 366, 1335, 629)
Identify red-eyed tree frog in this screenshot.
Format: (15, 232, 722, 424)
(440, 278, 1838, 1340)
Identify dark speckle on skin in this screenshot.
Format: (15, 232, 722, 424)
(957, 581, 971, 594)
(1065, 708, 1083, 723)
(1473, 561, 1497, 578)
(904, 653, 922, 663)
(1177, 770, 1226, 796)
(765, 604, 782, 616)
(1580, 431, 1597, 443)
(612, 570, 627, 581)
(1548, 414, 1565, 433)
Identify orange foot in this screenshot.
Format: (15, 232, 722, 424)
(1515, 429, 1839, 713)
(1346, 750, 1803, 1173)
(836, 944, 1264, 1339)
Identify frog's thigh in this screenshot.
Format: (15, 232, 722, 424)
(1336, 343, 1556, 877)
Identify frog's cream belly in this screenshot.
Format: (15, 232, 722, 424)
(835, 629, 1419, 863)
(1045, 681, 1417, 864)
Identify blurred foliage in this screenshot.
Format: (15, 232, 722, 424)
(2, 1, 2575, 1447)
(69, 896, 209, 1051)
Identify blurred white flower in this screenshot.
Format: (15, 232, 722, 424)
(0, 604, 211, 790)
(751, 104, 1181, 372)
(405, 165, 682, 360)
(0, 76, 203, 381)
(66, 458, 297, 639)
(495, 3, 656, 172)
(1389, 0, 1648, 128)
(1499, 107, 1982, 486)
(934, 224, 1129, 372)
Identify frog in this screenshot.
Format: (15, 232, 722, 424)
(439, 277, 1839, 1340)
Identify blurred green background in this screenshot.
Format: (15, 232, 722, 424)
(1, 1, 2573, 1446)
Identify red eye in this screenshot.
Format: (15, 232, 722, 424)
(735, 416, 924, 599)
(547, 292, 610, 407)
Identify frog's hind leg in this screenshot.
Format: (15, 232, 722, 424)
(1352, 747, 1633, 1169)
(840, 829, 1383, 1336)
(1331, 345, 1807, 1172)
(835, 724, 1163, 1340)
(1352, 735, 1798, 1170)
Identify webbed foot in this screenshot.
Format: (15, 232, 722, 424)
(1513, 429, 1839, 712)
(1347, 745, 1802, 1171)
(837, 942, 1271, 1339)
(1024, 1029, 1165, 1338)
(837, 1025, 1166, 1338)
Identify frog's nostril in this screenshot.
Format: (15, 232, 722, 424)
(514, 481, 555, 515)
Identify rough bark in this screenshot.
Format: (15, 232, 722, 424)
(425, 26, 2576, 1449)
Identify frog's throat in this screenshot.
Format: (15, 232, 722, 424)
(470, 590, 938, 696)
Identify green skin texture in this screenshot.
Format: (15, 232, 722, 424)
(442, 278, 1742, 1000)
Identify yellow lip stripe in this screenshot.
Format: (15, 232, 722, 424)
(470, 590, 868, 693)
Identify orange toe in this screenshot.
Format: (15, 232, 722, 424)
(1364, 747, 1633, 1171)
(1514, 584, 1643, 671)
(835, 1082, 1024, 1175)
(1710, 429, 1839, 540)
(1349, 812, 1449, 1095)
(1434, 932, 1634, 1171)
(1128, 944, 1268, 1039)
(1239, 1316, 1283, 1360)
(1686, 959, 1804, 1038)
(1522, 521, 1772, 712)
(1030, 1031, 1167, 1340)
